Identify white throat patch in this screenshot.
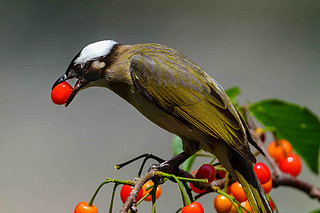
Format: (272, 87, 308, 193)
(74, 40, 117, 66)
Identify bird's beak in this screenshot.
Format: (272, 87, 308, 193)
(52, 72, 85, 107)
(65, 79, 82, 107)
(52, 74, 68, 90)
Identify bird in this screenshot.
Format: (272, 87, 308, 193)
(52, 40, 273, 212)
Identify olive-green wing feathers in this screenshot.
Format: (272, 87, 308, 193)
(129, 44, 255, 162)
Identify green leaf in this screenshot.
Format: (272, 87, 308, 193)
(225, 86, 241, 105)
(310, 209, 320, 213)
(171, 136, 196, 172)
(249, 99, 320, 174)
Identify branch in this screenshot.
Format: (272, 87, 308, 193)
(272, 173, 320, 201)
(119, 170, 155, 213)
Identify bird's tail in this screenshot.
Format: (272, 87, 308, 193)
(230, 150, 273, 213)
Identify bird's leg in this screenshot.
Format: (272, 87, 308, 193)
(149, 151, 192, 176)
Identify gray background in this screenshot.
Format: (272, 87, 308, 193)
(1, 0, 319, 212)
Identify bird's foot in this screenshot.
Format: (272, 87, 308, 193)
(148, 151, 192, 184)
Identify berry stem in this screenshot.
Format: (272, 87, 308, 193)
(223, 172, 229, 193)
(156, 171, 207, 184)
(174, 175, 190, 206)
(158, 172, 191, 206)
(151, 182, 158, 212)
(88, 178, 113, 206)
(137, 191, 151, 204)
(137, 156, 151, 177)
(108, 183, 119, 213)
(89, 178, 135, 207)
(182, 180, 195, 203)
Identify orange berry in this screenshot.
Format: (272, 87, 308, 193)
(74, 201, 98, 213)
(262, 178, 273, 194)
(267, 139, 293, 161)
(241, 200, 253, 212)
(230, 182, 247, 202)
(229, 203, 239, 213)
(214, 194, 232, 213)
(141, 181, 161, 201)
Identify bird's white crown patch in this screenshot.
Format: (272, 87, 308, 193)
(74, 40, 117, 66)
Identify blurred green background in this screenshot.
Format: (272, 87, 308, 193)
(1, 0, 319, 212)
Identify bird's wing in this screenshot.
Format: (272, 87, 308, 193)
(129, 44, 255, 162)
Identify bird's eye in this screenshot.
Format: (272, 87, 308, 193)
(72, 66, 83, 77)
(74, 65, 82, 73)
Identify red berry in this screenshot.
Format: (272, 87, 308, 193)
(120, 185, 143, 203)
(190, 182, 206, 194)
(196, 164, 216, 184)
(254, 162, 271, 184)
(278, 153, 302, 177)
(190, 170, 206, 193)
(74, 201, 98, 213)
(230, 182, 247, 202)
(215, 167, 226, 179)
(51, 82, 73, 105)
(181, 202, 204, 213)
(268, 198, 275, 211)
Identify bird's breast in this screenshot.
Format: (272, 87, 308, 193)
(123, 86, 208, 144)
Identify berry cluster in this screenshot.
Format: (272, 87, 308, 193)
(120, 180, 162, 203)
(187, 163, 274, 213)
(72, 138, 302, 213)
(74, 181, 162, 213)
(212, 162, 274, 213)
(268, 139, 302, 177)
